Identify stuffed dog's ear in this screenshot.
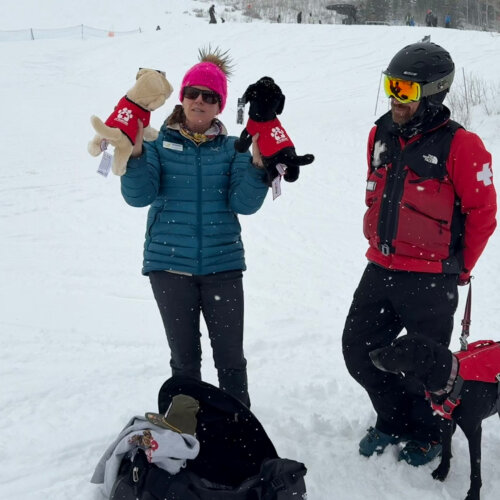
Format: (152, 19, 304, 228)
(136, 67, 150, 80)
(242, 83, 257, 103)
(276, 94, 285, 115)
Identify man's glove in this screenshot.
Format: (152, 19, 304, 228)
(458, 270, 471, 286)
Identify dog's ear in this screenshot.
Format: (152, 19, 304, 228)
(398, 335, 454, 391)
(276, 94, 285, 115)
(369, 345, 408, 374)
(369, 347, 400, 374)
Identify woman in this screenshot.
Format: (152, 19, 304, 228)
(120, 48, 269, 407)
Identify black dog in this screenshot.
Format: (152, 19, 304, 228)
(370, 335, 500, 500)
(234, 76, 314, 186)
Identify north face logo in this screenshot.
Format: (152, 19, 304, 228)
(270, 126, 287, 144)
(116, 107, 133, 125)
(423, 153, 438, 164)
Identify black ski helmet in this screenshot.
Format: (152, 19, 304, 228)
(384, 42, 455, 103)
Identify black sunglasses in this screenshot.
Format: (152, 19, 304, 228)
(183, 86, 220, 105)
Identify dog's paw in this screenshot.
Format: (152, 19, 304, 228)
(431, 463, 449, 482)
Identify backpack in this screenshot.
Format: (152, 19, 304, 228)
(109, 376, 307, 500)
(110, 449, 307, 500)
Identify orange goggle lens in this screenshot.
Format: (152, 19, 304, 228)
(383, 75, 421, 103)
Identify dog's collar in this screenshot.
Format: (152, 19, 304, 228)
(425, 355, 464, 420)
(432, 354, 459, 396)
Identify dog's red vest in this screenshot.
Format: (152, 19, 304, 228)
(105, 96, 150, 145)
(427, 340, 500, 419)
(455, 340, 500, 383)
(246, 117, 294, 157)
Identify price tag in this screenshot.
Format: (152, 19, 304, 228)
(236, 97, 245, 124)
(271, 163, 287, 200)
(97, 151, 113, 177)
(271, 175, 281, 200)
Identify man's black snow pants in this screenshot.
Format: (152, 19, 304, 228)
(149, 270, 250, 407)
(342, 263, 459, 442)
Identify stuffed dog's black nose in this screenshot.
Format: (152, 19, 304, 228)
(369, 347, 400, 374)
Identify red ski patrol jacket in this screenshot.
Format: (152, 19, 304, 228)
(363, 109, 496, 281)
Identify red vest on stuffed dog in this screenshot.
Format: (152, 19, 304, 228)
(105, 96, 151, 145)
(246, 117, 294, 157)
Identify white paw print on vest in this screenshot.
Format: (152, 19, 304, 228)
(117, 107, 133, 125)
(270, 126, 287, 144)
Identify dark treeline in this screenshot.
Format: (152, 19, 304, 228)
(226, 0, 499, 29)
(359, 0, 499, 29)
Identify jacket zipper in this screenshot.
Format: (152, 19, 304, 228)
(402, 202, 449, 226)
(196, 146, 202, 275)
(378, 158, 407, 256)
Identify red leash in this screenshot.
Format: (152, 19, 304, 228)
(459, 282, 472, 351)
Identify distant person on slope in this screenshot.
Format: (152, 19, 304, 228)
(425, 9, 433, 27)
(342, 42, 496, 466)
(209, 4, 217, 24)
(119, 48, 269, 407)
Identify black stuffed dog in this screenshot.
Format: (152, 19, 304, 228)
(370, 335, 500, 500)
(234, 76, 314, 186)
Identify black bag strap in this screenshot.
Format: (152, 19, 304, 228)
(459, 282, 472, 351)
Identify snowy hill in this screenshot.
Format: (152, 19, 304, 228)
(1, 1, 500, 499)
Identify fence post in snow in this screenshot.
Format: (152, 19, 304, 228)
(30, 28, 34, 40)
(374, 72, 382, 115)
(462, 67, 469, 118)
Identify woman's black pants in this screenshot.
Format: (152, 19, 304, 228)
(149, 270, 250, 407)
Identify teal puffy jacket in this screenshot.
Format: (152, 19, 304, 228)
(121, 123, 268, 275)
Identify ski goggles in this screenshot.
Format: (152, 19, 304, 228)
(182, 86, 221, 105)
(383, 75, 422, 103)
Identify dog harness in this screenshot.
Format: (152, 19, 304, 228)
(105, 96, 151, 145)
(426, 340, 500, 419)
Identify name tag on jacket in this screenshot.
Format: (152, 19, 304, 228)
(163, 141, 183, 151)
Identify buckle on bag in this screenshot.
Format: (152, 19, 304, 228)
(270, 477, 285, 491)
(132, 466, 139, 483)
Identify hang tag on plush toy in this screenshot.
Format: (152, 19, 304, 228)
(271, 176, 281, 200)
(97, 141, 113, 177)
(236, 97, 245, 124)
(271, 163, 287, 200)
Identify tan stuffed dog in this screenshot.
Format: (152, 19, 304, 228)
(88, 68, 173, 176)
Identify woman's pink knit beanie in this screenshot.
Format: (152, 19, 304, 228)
(179, 61, 228, 111)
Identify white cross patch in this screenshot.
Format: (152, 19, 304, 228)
(477, 163, 493, 186)
(372, 140, 386, 167)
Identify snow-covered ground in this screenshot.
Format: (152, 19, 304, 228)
(1, 1, 500, 499)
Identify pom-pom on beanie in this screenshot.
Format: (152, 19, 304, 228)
(179, 46, 233, 112)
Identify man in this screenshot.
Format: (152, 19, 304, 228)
(342, 43, 496, 466)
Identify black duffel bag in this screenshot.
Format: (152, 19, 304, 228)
(111, 449, 307, 500)
(110, 376, 307, 500)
